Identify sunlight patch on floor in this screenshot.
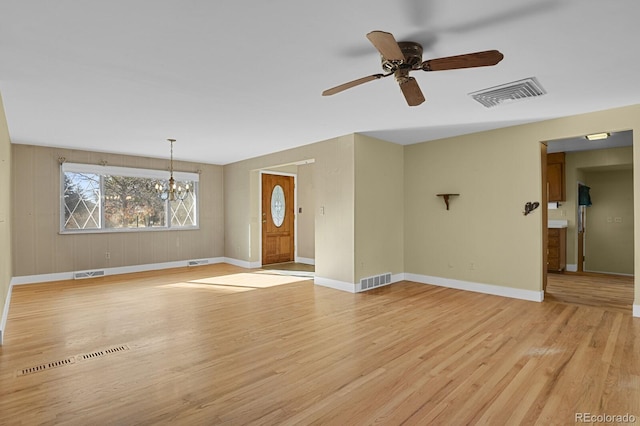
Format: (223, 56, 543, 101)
(159, 272, 312, 291)
(162, 282, 255, 293)
(191, 272, 311, 288)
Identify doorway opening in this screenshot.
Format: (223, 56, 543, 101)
(257, 160, 316, 277)
(542, 130, 634, 311)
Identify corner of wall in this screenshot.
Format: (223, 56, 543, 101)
(0, 91, 12, 346)
(0, 283, 13, 345)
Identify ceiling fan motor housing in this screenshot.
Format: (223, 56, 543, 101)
(381, 41, 423, 73)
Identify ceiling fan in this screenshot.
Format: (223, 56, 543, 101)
(322, 30, 504, 106)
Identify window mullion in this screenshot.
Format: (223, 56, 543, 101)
(166, 199, 171, 229)
(100, 174, 105, 230)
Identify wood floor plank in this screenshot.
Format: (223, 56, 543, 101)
(0, 264, 638, 425)
(546, 272, 634, 313)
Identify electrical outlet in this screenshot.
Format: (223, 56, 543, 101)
(105, 252, 110, 259)
(615, 217, 622, 223)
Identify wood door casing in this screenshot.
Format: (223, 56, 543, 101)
(262, 174, 295, 265)
(541, 143, 548, 292)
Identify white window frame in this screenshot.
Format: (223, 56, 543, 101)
(60, 162, 199, 234)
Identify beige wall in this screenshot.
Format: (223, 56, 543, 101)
(548, 146, 633, 268)
(0, 94, 12, 343)
(11, 145, 224, 277)
(405, 105, 640, 302)
(224, 135, 355, 284)
(404, 125, 543, 290)
(296, 163, 315, 260)
(584, 168, 634, 274)
(354, 134, 404, 280)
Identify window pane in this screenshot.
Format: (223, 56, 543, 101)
(104, 176, 167, 229)
(63, 172, 101, 230)
(170, 180, 196, 227)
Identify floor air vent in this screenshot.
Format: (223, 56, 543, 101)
(18, 357, 76, 376)
(17, 345, 130, 377)
(469, 77, 546, 108)
(74, 270, 105, 279)
(77, 344, 130, 361)
(188, 259, 209, 267)
(360, 273, 392, 291)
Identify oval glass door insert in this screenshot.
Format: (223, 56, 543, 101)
(271, 184, 285, 227)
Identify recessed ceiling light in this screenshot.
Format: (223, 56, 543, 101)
(585, 132, 610, 141)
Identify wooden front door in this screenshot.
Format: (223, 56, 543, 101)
(262, 173, 295, 265)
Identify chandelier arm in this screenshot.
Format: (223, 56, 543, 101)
(155, 138, 191, 201)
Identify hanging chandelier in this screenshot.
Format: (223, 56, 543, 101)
(155, 138, 190, 201)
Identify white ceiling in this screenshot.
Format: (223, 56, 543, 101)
(1, 0, 639, 165)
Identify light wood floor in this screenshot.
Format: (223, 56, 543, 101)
(1, 264, 639, 425)
(546, 272, 634, 313)
(260, 261, 315, 274)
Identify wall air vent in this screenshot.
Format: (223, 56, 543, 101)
(74, 270, 105, 279)
(360, 273, 392, 291)
(188, 259, 209, 267)
(469, 77, 546, 108)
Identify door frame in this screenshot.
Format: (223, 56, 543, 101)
(541, 142, 548, 293)
(259, 170, 298, 267)
(576, 180, 587, 273)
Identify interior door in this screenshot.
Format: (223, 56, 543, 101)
(262, 173, 295, 265)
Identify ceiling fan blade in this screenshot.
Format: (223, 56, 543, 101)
(322, 74, 386, 96)
(366, 31, 405, 61)
(421, 50, 504, 71)
(399, 77, 425, 106)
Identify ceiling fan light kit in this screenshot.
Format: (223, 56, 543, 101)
(322, 30, 504, 106)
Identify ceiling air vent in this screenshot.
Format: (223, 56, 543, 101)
(469, 77, 546, 108)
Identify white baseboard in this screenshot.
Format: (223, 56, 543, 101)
(0, 283, 13, 346)
(315, 273, 405, 293)
(404, 273, 544, 302)
(10, 257, 227, 286)
(566, 264, 578, 272)
(583, 269, 634, 277)
(393, 273, 406, 284)
(295, 257, 315, 266)
(11, 271, 74, 285)
(314, 276, 357, 293)
(634, 305, 640, 318)
(223, 257, 261, 269)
